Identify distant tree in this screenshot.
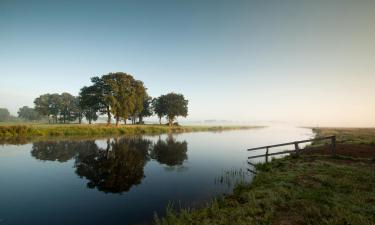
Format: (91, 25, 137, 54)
(130, 80, 147, 124)
(17, 106, 41, 121)
(49, 93, 62, 123)
(91, 76, 113, 125)
(79, 86, 100, 124)
(138, 95, 153, 124)
(59, 92, 77, 123)
(152, 96, 167, 125)
(0, 108, 11, 122)
(34, 94, 52, 123)
(163, 93, 188, 126)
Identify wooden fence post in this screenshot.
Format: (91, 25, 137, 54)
(265, 147, 269, 163)
(294, 142, 300, 155)
(331, 136, 336, 156)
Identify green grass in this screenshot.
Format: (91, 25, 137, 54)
(155, 155, 375, 225)
(313, 127, 375, 145)
(0, 123, 261, 138)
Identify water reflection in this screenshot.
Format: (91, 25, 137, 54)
(30, 136, 189, 193)
(150, 135, 188, 166)
(75, 138, 152, 193)
(32, 140, 97, 162)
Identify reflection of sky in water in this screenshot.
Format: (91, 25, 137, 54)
(0, 126, 313, 225)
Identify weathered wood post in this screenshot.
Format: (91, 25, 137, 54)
(294, 142, 300, 155)
(265, 147, 269, 163)
(331, 136, 336, 156)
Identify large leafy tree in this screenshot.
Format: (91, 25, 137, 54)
(34, 94, 52, 123)
(59, 92, 77, 123)
(102, 72, 146, 126)
(18, 106, 41, 121)
(90, 76, 113, 125)
(163, 93, 188, 126)
(138, 95, 153, 124)
(0, 108, 11, 122)
(79, 86, 100, 124)
(130, 80, 147, 124)
(152, 96, 167, 125)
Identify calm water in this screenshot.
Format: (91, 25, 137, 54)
(0, 126, 313, 225)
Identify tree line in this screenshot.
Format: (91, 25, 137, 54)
(31, 72, 188, 126)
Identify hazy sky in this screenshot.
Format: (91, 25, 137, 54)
(1, 0, 374, 127)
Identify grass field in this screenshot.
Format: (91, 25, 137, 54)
(155, 127, 375, 225)
(0, 123, 261, 139)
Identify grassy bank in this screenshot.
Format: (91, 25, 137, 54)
(307, 128, 375, 159)
(155, 127, 375, 225)
(313, 127, 375, 145)
(0, 124, 260, 138)
(156, 155, 375, 225)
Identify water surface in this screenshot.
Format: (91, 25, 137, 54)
(0, 126, 313, 225)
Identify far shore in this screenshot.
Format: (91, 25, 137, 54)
(0, 123, 264, 140)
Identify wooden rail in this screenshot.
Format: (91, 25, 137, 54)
(247, 136, 336, 162)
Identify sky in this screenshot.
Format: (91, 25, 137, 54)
(1, 0, 374, 127)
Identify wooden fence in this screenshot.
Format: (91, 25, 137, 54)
(247, 136, 336, 163)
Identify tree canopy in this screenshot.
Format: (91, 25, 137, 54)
(0, 108, 11, 122)
(18, 106, 41, 121)
(32, 72, 188, 125)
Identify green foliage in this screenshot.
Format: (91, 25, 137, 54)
(152, 96, 168, 124)
(17, 106, 41, 121)
(155, 155, 375, 225)
(101, 72, 147, 125)
(34, 93, 81, 124)
(0, 108, 11, 121)
(153, 93, 188, 126)
(163, 93, 188, 126)
(79, 85, 100, 124)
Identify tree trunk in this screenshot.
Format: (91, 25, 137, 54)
(107, 106, 111, 125)
(116, 116, 120, 127)
(139, 115, 143, 124)
(168, 118, 173, 127)
(159, 117, 162, 125)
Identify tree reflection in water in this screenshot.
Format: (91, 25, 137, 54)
(75, 138, 152, 193)
(150, 135, 188, 167)
(30, 135, 188, 193)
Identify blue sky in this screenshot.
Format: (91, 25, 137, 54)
(1, 0, 374, 126)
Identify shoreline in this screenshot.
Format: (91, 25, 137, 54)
(154, 127, 375, 224)
(0, 124, 263, 139)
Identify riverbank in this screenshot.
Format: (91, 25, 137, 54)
(0, 124, 261, 138)
(155, 127, 375, 225)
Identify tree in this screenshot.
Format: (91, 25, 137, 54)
(79, 86, 100, 124)
(152, 96, 167, 125)
(91, 76, 113, 125)
(34, 94, 52, 123)
(102, 72, 146, 126)
(130, 80, 147, 124)
(59, 92, 77, 123)
(0, 108, 11, 122)
(49, 93, 62, 123)
(18, 106, 41, 121)
(138, 95, 153, 124)
(163, 93, 188, 126)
